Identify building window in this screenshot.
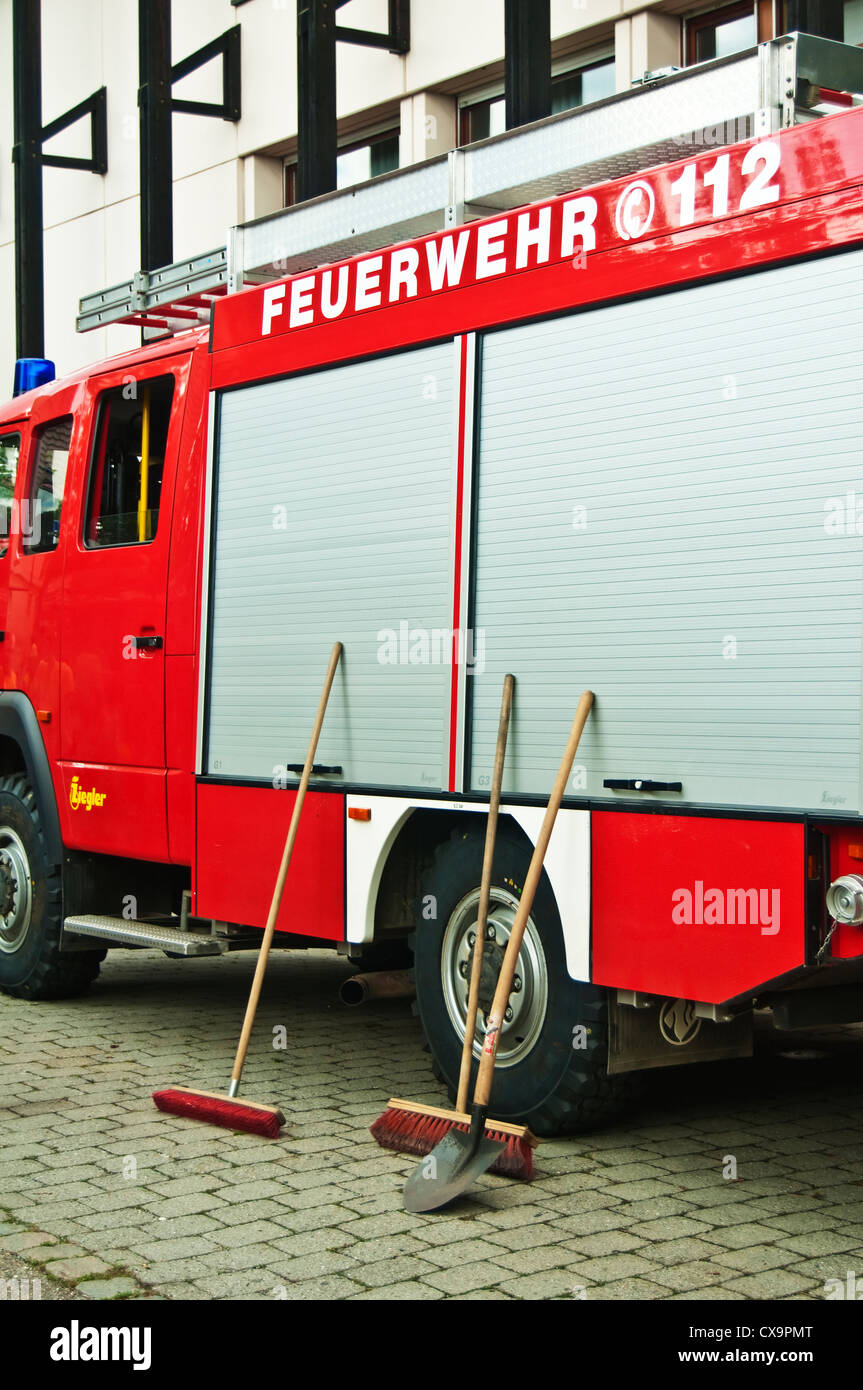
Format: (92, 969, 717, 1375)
(284, 127, 400, 206)
(84, 377, 174, 547)
(844, 0, 863, 41)
(458, 57, 616, 145)
(686, 3, 758, 65)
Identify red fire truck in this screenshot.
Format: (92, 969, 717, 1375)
(2, 35, 863, 1135)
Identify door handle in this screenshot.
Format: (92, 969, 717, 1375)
(603, 778, 682, 792)
(286, 763, 343, 776)
(133, 635, 163, 650)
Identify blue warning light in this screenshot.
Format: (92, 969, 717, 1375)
(13, 358, 55, 397)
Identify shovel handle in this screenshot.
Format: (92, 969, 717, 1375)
(473, 690, 594, 1110)
(456, 674, 514, 1114)
(230, 642, 343, 1088)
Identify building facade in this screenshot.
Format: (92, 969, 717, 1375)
(1, 0, 861, 391)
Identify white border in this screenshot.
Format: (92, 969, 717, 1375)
(195, 390, 218, 776)
(346, 793, 591, 982)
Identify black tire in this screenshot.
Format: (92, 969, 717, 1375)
(411, 826, 635, 1136)
(0, 775, 103, 1000)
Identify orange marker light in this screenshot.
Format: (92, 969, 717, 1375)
(348, 807, 371, 822)
(848, 845, 863, 861)
(37, 710, 51, 723)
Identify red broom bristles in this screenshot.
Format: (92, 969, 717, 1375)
(370, 1106, 533, 1180)
(152, 1088, 283, 1139)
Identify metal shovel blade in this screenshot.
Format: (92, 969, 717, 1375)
(403, 1124, 506, 1213)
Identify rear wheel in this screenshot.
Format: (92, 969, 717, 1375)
(0, 775, 103, 999)
(412, 826, 635, 1135)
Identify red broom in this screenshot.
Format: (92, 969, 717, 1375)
(153, 642, 343, 1138)
(371, 674, 539, 1179)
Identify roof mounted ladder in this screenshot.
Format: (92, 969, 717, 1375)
(76, 247, 229, 334)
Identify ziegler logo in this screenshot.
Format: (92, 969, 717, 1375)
(69, 777, 107, 811)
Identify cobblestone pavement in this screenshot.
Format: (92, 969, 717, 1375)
(1, 947, 862, 1301)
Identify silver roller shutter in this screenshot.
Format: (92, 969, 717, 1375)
(206, 342, 456, 788)
(470, 247, 863, 812)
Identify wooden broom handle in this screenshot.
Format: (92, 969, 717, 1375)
(473, 690, 594, 1109)
(456, 674, 515, 1113)
(231, 642, 343, 1086)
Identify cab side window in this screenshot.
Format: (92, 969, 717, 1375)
(84, 376, 174, 547)
(0, 433, 21, 558)
(23, 417, 73, 555)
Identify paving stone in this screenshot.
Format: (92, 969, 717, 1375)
(700, 1223, 784, 1250)
(347, 1255, 442, 1287)
(26, 1243, 86, 1262)
(483, 1223, 571, 1252)
(565, 1231, 647, 1258)
(77, 1277, 140, 1299)
(603, 1180, 678, 1202)
(208, 1221, 282, 1249)
(133, 1236, 218, 1263)
(480, 1204, 554, 1230)
(564, 1253, 658, 1284)
(266, 1249, 357, 1281)
(424, 1262, 509, 1295)
(634, 1237, 725, 1267)
(280, 1205, 358, 1233)
(587, 1277, 671, 1300)
(418, 1238, 500, 1269)
(496, 1245, 583, 1275)
(498, 1269, 587, 1299)
(272, 1274, 367, 1300)
(723, 1269, 823, 1298)
(44, 1256, 111, 1279)
(630, 1217, 711, 1241)
(649, 1262, 728, 1292)
(3, 948, 863, 1304)
(0, 1231, 59, 1252)
(776, 1231, 862, 1257)
(711, 1245, 796, 1274)
(668, 1288, 747, 1300)
(198, 1244, 284, 1273)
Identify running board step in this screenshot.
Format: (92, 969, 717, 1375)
(63, 916, 226, 955)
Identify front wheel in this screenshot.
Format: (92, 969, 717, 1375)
(0, 775, 103, 999)
(412, 826, 634, 1135)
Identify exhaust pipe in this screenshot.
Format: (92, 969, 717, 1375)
(339, 969, 415, 1006)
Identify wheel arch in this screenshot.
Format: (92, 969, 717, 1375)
(348, 795, 590, 981)
(0, 693, 62, 863)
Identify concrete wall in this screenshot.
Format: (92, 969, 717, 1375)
(0, 0, 743, 391)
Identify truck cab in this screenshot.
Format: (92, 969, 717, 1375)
(0, 330, 208, 997)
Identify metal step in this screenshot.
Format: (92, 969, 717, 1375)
(62, 915, 226, 955)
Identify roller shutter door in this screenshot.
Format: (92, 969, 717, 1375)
(206, 343, 456, 788)
(470, 247, 863, 812)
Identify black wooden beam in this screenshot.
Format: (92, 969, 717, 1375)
(41, 87, 108, 173)
(171, 25, 241, 119)
(12, 0, 45, 359)
(139, 0, 174, 272)
(785, 0, 844, 40)
(504, 0, 551, 131)
(337, 0, 410, 53)
(297, 0, 410, 204)
(297, 0, 337, 202)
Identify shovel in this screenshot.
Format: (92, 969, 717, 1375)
(404, 689, 595, 1212)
